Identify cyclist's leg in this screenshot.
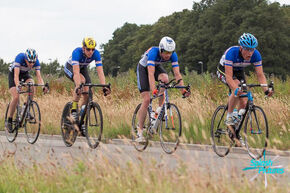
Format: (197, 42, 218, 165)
(136, 63, 151, 135)
(156, 65, 168, 107)
(236, 70, 247, 110)
(7, 70, 20, 119)
(79, 67, 91, 106)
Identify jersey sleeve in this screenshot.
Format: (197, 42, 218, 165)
(71, 48, 82, 65)
(224, 48, 234, 67)
(93, 50, 103, 67)
(33, 59, 41, 70)
(147, 48, 158, 67)
(170, 52, 179, 68)
(251, 50, 262, 67)
(14, 53, 24, 68)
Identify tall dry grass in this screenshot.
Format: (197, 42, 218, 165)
(0, 71, 289, 149)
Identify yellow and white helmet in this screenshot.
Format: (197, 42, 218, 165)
(82, 37, 96, 49)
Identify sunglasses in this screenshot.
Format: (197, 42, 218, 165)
(242, 47, 255, 52)
(86, 48, 95, 52)
(162, 51, 173, 54)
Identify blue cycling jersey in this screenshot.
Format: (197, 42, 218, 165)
(139, 47, 179, 68)
(219, 46, 262, 71)
(66, 47, 102, 67)
(9, 53, 40, 72)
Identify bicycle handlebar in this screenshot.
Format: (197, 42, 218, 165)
(238, 80, 274, 93)
(75, 83, 111, 95)
(157, 79, 190, 90)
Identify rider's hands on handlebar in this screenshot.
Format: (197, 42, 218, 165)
(103, 86, 111, 96)
(264, 89, 273, 97)
(182, 89, 191, 98)
(16, 84, 22, 93)
(234, 87, 243, 97)
(152, 88, 158, 97)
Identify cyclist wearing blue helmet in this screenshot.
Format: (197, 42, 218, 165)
(6, 48, 48, 132)
(217, 33, 273, 129)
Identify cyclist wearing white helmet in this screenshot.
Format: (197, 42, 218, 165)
(136, 36, 191, 142)
(217, 33, 273, 130)
(6, 48, 48, 132)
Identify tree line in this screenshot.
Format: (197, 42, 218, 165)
(101, 0, 290, 79)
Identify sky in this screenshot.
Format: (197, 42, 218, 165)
(0, 0, 289, 65)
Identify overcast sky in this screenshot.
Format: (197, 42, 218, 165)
(0, 0, 289, 65)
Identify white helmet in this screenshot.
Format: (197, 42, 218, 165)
(159, 36, 176, 52)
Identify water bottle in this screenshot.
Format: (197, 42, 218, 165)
(79, 105, 86, 117)
(233, 108, 238, 118)
(150, 111, 157, 127)
(152, 106, 162, 130)
(238, 109, 246, 119)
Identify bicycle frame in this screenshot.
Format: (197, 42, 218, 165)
(17, 83, 44, 127)
(77, 83, 110, 127)
(148, 81, 189, 132)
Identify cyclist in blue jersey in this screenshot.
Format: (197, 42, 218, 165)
(64, 37, 111, 124)
(136, 36, 190, 142)
(6, 48, 48, 132)
(217, 33, 273, 130)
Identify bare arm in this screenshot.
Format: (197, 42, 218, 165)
(225, 65, 238, 90)
(73, 65, 81, 87)
(96, 66, 106, 84)
(147, 66, 156, 92)
(172, 66, 186, 93)
(255, 66, 268, 92)
(14, 67, 20, 87)
(35, 70, 44, 85)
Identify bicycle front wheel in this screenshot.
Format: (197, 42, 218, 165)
(24, 101, 41, 144)
(244, 105, 268, 160)
(210, 105, 233, 157)
(131, 103, 149, 152)
(61, 102, 77, 147)
(85, 102, 103, 149)
(159, 103, 181, 154)
(4, 103, 18, 143)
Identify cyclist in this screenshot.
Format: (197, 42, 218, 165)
(6, 48, 48, 132)
(217, 33, 273, 143)
(64, 37, 111, 130)
(136, 36, 190, 142)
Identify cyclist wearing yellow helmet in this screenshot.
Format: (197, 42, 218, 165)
(64, 37, 111, 123)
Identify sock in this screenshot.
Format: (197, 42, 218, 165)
(72, 101, 78, 112)
(8, 117, 12, 123)
(227, 112, 233, 119)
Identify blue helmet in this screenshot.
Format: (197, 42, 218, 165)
(238, 33, 258, 49)
(25, 48, 38, 63)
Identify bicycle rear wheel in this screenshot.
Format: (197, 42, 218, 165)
(24, 101, 41, 144)
(244, 105, 268, 160)
(4, 103, 18, 143)
(61, 102, 77, 147)
(159, 103, 181, 154)
(85, 102, 103, 149)
(210, 105, 233, 157)
(131, 103, 149, 152)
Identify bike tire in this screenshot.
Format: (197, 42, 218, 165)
(60, 102, 77, 147)
(131, 103, 149, 152)
(4, 103, 18, 143)
(210, 105, 233, 157)
(24, 101, 41, 144)
(159, 103, 181, 154)
(244, 105, 268, 160)
(85, 102, 103, 149)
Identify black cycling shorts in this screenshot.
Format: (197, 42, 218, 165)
(137, 63, 167, 93)
(8, 69, 32, 89)
(216, 64, 246, 90)
(64, 63, 91, 84)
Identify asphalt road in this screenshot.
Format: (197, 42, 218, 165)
(0, 133, 289, 185)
